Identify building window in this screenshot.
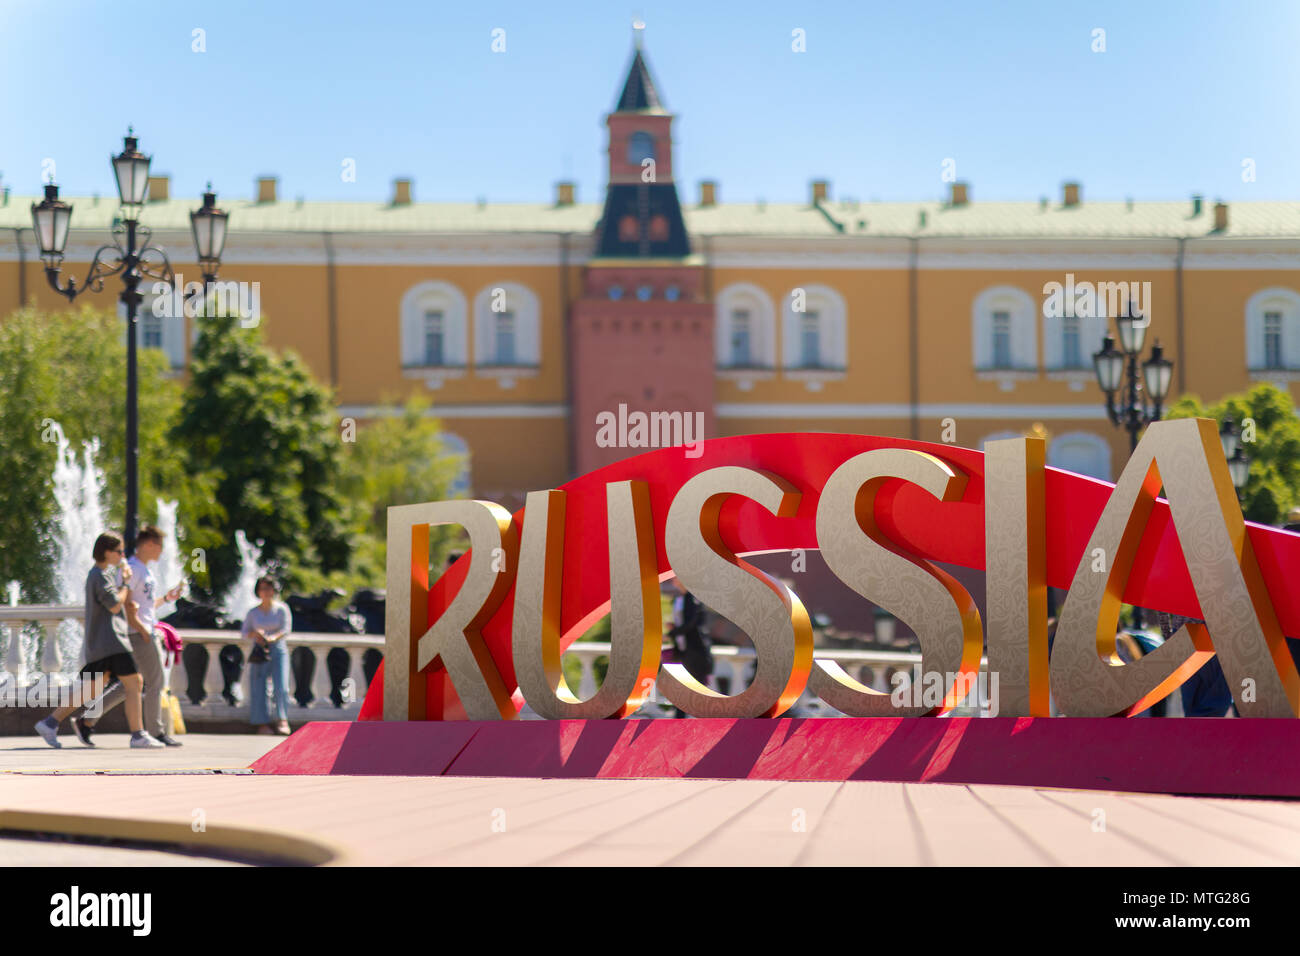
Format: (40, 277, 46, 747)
(423, 310, 445, 366)
(636, 285, 653, 302)
(648, 215, 669, 242)
(715, 283, 777, 370)
(401, 281, 468, 369)
(495, 311, 516, 365)
(665, 285, 681, 302)
(992, 311, 1012, 369)
(1062, 316, 1082, 369)
(799, 311, 820, 367)
(142, 315, 164, 350)
(618, 215, 639, 242)
(781, 285, 847, 371)
(473, 282, 540, 368)
(1246, 289, 1300, 372)
(123, 294, 185, 369)
(1265, 312, 1283, 369)
(627, 132, 655, 165)
(731, 310, 752, 366)
(1049, 431, 1112, 481)
(974, 286, 1037, 372)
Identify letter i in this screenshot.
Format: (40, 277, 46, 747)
(983, 437, 1050, 716)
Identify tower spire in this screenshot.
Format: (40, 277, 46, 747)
(615, 23, 662, 112)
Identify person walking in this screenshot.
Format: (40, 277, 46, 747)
(33, 532, 164, 749)
(71, 525, 184, 747)
(243, 576, 293, 735)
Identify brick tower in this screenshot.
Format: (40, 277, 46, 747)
(570, 28, 715, 475)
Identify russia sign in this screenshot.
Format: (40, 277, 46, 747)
(359, 419, 1300, 722)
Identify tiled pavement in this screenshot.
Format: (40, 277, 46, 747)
(3, 735, 1299, 866)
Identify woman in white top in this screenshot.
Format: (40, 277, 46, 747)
(241, 576, 293, 735)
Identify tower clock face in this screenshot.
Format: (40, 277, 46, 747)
(627, 131, 656, 165)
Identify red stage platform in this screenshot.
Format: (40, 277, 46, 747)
(250, 717, 1300, 797)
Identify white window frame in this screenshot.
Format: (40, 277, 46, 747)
(121, 291, 186, 371)
(1042, 292, 1106, 374)
(973, 285, 1038, 376)
(473, 282, 540, 388)
(1048, 431, 1112, 482)
(781, 285, 846, 374)
(1246, 288, 1300, 373)
(400, 281, 469, 389)
(715, 284, 777, 387)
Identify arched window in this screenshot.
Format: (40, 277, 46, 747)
(1043, 298, 1107, 371)
(715, 283, 776, 369)
(473, 282, 540, 367)
(121, 292, 185, 369)
(781, 285, 847, 370)
(1048, 431, 1112, 481)
(1245, 288, 1300, 370)
(973, 286, 1037, 371)
(627, 132, 655, 165)
(401, 281, 468, 368)
(979, 431, 1021, 450)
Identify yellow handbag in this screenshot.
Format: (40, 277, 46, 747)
(163, 689, 187, 735)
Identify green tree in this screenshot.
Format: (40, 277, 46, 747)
(339, 395, 468, 589)
(1164, 382, 1300, 525)
(171, 311, 354, 598)
(0, 304, 199, 601)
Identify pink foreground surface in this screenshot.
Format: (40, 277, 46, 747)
(250, 718, 1300, 796)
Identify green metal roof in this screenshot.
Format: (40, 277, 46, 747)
(2, 194, 1298, 239)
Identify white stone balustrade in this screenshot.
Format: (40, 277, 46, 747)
(0, 603, 1188, 718)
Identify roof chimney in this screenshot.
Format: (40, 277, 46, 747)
(1214, 201, 1228, 232)
(949, 181, 969, 207)
(698, 180, 717, 207)
(392, 178, 413, 206)
(1062, 181, 1081, 207)
(1191, 194, 1203, 217)
(256, 176, 278, 203)
(147, 175, 169, 202)
(554, 181, 574, 206)
(811, 179, 830, 204)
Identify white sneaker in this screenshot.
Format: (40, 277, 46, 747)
(130, 732, 165, 749)
(34, 719, 61, 749)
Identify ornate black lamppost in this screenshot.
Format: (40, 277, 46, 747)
(1092, 302, 1174, 631)
(1219, 417, 1252, 500)
(30, 130, 228, 554)
(1092, 303, 1174, 453)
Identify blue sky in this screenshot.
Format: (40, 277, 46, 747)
(2, 0, 1297, 205)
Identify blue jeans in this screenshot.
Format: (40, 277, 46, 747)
(248, 640, 289, 725)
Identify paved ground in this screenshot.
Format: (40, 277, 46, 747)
(3, 734, 1300, 866)
(0, 732, 280, 773)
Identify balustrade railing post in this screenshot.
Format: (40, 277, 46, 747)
(343, 647, 365, 706)
(203, 642, 226, 707)
(4, 621, 28, 686)
(309, 645, 335, 707)
(40, 620, 64, 682)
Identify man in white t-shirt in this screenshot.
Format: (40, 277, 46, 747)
(73, 525, 184, 747)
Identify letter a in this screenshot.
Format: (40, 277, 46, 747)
(1052, 418, 1300, 717)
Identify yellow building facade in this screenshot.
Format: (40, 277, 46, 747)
(4, 48, 1300, 504)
